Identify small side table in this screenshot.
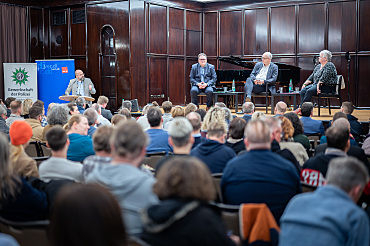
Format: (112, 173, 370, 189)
(271, 92, 300, 114)
(213, 91, 244, 112)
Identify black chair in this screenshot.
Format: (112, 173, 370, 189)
(214, 203, 241, 237)
(142, 151, 167, 169)
(211, 173, 223, 203)
(251, 85, 270, 114)
(301, 181, 317, 193)
(25, 141, 42, 157)
(314, 75, 344, 116)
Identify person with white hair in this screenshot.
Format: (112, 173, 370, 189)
(242, 52, 278, 106)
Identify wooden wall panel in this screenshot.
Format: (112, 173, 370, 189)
(169, 8, 183, 29)
(220, 10, 242, 56)
(50, 9, 68, 57)
(186, 11, 201, 31)
(298, 57, 316, 87)
(169, 8, 184, 55)
(203, 12, 217, 56)
(29, 8, 44, 61)
(244, 9, 256, 55)
(149, 4, 167, 54)
(298, 4, 325, 54)
(255, 8, 268, 54)
(328, 2, 342, 53)
(359, 1, 370, 51)
(186, 30, 201, 56)
(271, 6, 295, 55)
(341, 1, 356, 52)
(149, 57, 167, 104)
(185, 59, 197, 104)
(70, 7, 86, 56)
(358, 56, 370, 107)
(168, 59, 185, 104)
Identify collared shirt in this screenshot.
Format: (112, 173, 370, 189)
(256, 64, 270, 81)
(41, 116, 48, 127)
(77, 80, 85, 96)
(200, 66, 206, 83)
(324, 147, 347, 157)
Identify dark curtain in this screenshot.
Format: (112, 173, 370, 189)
(0, 3, 28, 99)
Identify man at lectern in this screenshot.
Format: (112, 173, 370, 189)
(65, 69, 96, 106)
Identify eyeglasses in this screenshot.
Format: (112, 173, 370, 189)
(261, 57, 269, 60)
(198, 59, 207, 61)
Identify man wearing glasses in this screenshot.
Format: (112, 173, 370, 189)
(65, 69, 96, 106)
(243, 52, 278, 104)
(189, 53, 217, 110)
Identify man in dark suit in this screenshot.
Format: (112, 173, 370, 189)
(341, 101, 364, 144)
(189, 53, 217, 109)
(243, 52, 278, 103)
(97, 95, 113, 121)
(300, 102, 325, 135)
(65, 69, 96, 106)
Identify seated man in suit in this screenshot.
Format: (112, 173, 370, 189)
(299, 102, 325, 135)
(65, 69, 96, 107)
(243, 52, 278, 103)
(189, 53, 217, 110)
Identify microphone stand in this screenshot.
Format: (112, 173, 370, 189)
(346, 55, 350, 102)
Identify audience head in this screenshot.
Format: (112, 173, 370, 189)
(278, 116, 295, 141)
(76, 97, 86, 108)
(121, 101, 132, 111)
(0, 105, 7, 119)
(162, 101, 172, 114)
(284, 112, 304, 136)
(195, 108, 206, 122)
(301, 102, 314, 117)
(33, 100, 44, 109)
(10, 100, 22, 115)
(49, 184, 127, 246)
(84, 108, 98, 126)
(147, 107, 162, 127)
(327, 157, 368, 202)
(202, 107, 225, 131)
(171, 106, 185, 118)
(320, 50, 332, 62)
(141, 105, 150, 115)
(214, 102, 226, 108)
(251, 111, 265, 121)
(275, 101, 287, 114)
(242, 102, 255, 114)
(111, 114, 127, 126)
(333, 111, 347, 122)
(244, 120, 271, 150)
(154, 157, 216, 202)
(168, 117, 193, 147)
(47, 102, 56, 113)
(47, 104, 69, 126)
(229, 118, 247, 140)
(67, 114, 89, 136)
(326, 124, 350, 151)
(9, 121, 33, 146)
(97, 96, 109, 107)
(207, 121, 227, 143)
(118, 108, 131, 120)
(22, 99, 33, 115)
(29, 106, 43, 121)
(67, 103, 79, 115)
(341, 101, 354, 114)
(91, 103, 101, 115)
(186, 112, 202, 132)
(92, 125, 114, 154)
(185, 103, 197, 116)
(46, 125, 68, 151)
(4, 97, 16, 109)
(222, 107, 232, 123)
(111, 121, 147, 163)
(151, 101, 159, 107)
(263, 116, 282, 142)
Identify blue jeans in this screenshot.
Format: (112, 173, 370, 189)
(244, 77, 267, 102)
(190, 86, 214, 107)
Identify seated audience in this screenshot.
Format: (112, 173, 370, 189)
(83, 125, 113, 179)
(214, 102, 226, 108)
(21, 98, 33, 119)
(251, 111, 265, 121)
(25, 106, 44, 142)
(363, 135, 370, 156)
(0, 105, 9, 135)
(9, 121, 39, 178)
(186, 112, 205, 149)
(97, 95, 113, 121)
(0, 133, 48, 221)
(76, 96, 86, 114)
(32, 100, 48, 127)
(221, 120, 301, 223)
(280, 157, 369, 246)
(341, 101, 364, 144)
(4, 97, 16, 117)
(284, 112, 310, 150)
(91, 103, 111, 126)
(221, 107, 233, 126)
(122, 100, 132, 111)
(84, 108, 98, 137)
(201, 107, 226, 133)
(6, 100, 24, 127)
(67, 102, 79, 115)
(241, 102, 254, 123)
(42, 104, 69, 141)
(195, 108, 206, 121)
(155, 117, 194, 173)
(49, 184, 128, 246)
(163, 105, 185, 130)
(111, 114, 127, 126)
(145, 107, 172, 154)
(299, 102, 325, 135)
(118, 108, 132, 120)
(85, 121, 159, 236)
(191, 121, 235, 173)
(274, 101, 287, 117)
(278, 116, 309, 166)
(136, 104, 151, 131)
(66, 114, 95, 162)
(39, 126, 83, 182)
(185, 103, 197, 116)
(141, 157, 237, 246)
(225, 117, 246, 154)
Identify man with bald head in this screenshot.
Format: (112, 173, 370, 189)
(65, 69, 96, 106)
(221, 119, 301, 223)
(274, 101, 287, 117)
(186, 112, 205, 149)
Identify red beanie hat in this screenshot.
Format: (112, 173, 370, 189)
(9, 121, 33, 145)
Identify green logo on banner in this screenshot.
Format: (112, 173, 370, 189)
(11, 67, 30, 86)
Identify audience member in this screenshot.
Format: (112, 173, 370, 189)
(21, 98, 33, 119)
(186, 112, 205, 149)
(39, 126, 83, 182)
(0, 133, 48, 221)
(141, 157, 237, 246)
(67, 102, 79, 115)
(214, 102, 226, 108)
(25, 106, 44, 142)
(241, 102, 254, 123)
(76, 96, 86, 114)
(122, 100, 132, 111)
(225, 117, 246, 154)
(185, 103, 197, 116)
(9, 121, 39, 178)
(300, 102, 325, 135)
(66, 114, 95, 162)
(161, 101, 173, 127)
(6, 100, 24, 127)
(97, 95, 113, 121)
(284, 112, 310, 150)
(4, 97, 16, 117)
(191, 121, 235, 173)
(341, 101, 364, 144)
(118, 108, 132, 120)
(84, 108, 98, 137)
(251, 111, 265, 121)
(195, 108, 206, 121)
(42, 104, 69, 141)
(221, 107, 233, 126)
(33, 100, 47, 127)
(221, 120, 301, 223)
(136, 105, 151, 131)
(163, 105, 185, 130)
(111, 114, 127, 126)
(85, 121, 159, 236)
(280, 157, 369, 246)
(363, 135, 370, 156)
(0, 105, 9, 135)
(49, 184, 128, 246)
(155, 117, 194, 173)
(274, 101, 287, 117)
(201, 107, 226, 133)
(146, 107, 172, 153)
(92, 103, 111, 126)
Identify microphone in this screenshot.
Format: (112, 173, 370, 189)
(345, 51, 350, 61)
(313, 55, 317, 66)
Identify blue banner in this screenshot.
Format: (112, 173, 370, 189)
(36, 59, 75, 114)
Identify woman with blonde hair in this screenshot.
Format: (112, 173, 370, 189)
(201, 107, 226, 132)
(279, 116, 308, 166)
(251, 111, 265, 121)
(21, 98, 33, 119)
(164, 106, 185, 130)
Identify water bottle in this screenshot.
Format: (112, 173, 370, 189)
(232, 79, 235, 92)
(289, 79, 293, 93)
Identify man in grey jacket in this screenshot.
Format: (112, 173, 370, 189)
(65, 69, 96, 106)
